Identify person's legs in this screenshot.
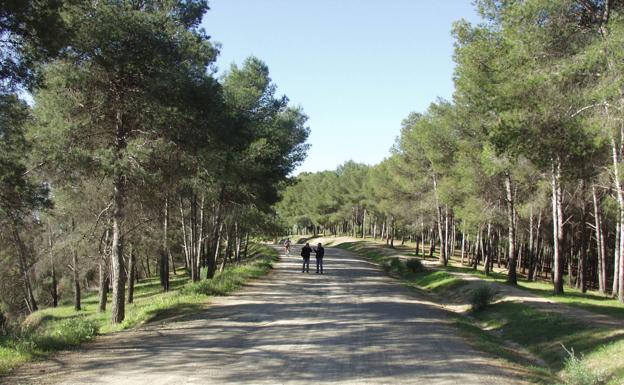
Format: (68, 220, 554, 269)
(316, 258, 320, 273)
(302, 258, 305, 273)
(320, 258, 323, 274)
(305, 258, 310, 272)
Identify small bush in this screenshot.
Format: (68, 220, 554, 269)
(561, 347, 606, 385)
(469, 285, 496, 312)
(380, 259, 392, 273)
(380, 257, 406, 275)
(405, 259, 425, 273)
(390, 257, 404, 272)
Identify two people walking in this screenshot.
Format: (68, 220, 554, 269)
(300, 242, 324, 274)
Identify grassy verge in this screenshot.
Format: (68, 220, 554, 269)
(0, 243, 278, 376)
(333, 238, 624, 384)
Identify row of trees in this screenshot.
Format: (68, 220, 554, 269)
(1, 0, 308, 325)
(277, 0, 624, 300)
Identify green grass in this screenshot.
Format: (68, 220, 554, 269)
(452, 316, 556, 384)
(0, 243, 278, 376)
(517, 281, 624, 319)
(472, 301, 624, 383)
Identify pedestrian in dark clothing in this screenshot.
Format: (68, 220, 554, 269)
(301, 243, 312, 273)
(314, 243, 325, 274)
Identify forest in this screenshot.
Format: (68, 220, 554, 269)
(0, 0, 308, 327)
(278, 0, 624, 300)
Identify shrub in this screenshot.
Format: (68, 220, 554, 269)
(380, 257, 406, 275)
(405, 258, 425, 273)
(380, 259, 392, 273)
(561, 346, 606, 385)
(469, 285, 496, 312)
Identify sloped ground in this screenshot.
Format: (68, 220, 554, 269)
(7, 246, 529, 385)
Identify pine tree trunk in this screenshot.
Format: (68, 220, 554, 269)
(195, 194, 205, 279)
(11, 223, 37, 313)
(551, 159, 565, 295)
(484, 223, 492, 275)
(421, 221, 426, 257)
(444, 206, 450, 260)
(579, 204, 588, 293)
(127, 244, 135, 303)
(615, 220, 621, 296)
(505, 173, 518, 285)
(47, 224, 58, 307)
(73, 248, 81, 311)
(160, 196, 170, 291)
(179, 197, 190, 274)
(110, 109, 127, 324)
(592, 185, 606, 293)
(461, 231, 466, 265)
(432, 175, 446, 265)
(243, 232, 250, 259)
(98, 254, 108, 312)
(207, 204, 222, 279)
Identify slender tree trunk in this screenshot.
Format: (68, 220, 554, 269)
(98, 251, 108, 312)
(179, 197, 190, 274)
(160, 195, 170, 291)
(579, 204, 589, 293)
(592, 185, 606, 293)
(207, 203, 222, 279)
(432, 175, 446, 265)
(11, 222, 37, 313)
(111, 108, 127, 324)
(47, 222, 58, 307)
(461, 231, 466, 265)
(484, 223, 492, 275)
(551, 159, 564, 295)
(196, 194, 205, 279)
(215, 220, 225, 273)
(362, 209, 366, 238)
(127, 244, 135, 303)
(505, 173, 518, 285)
(72, 248, 80, 311)
(444, 206, 450, 260)
(234, 222, 241, 263)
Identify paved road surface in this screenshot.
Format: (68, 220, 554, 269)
(7, 246, 527, 385)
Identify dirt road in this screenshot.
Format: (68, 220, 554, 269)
(7, 246, 527, 385)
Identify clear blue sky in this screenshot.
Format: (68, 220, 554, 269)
(202, 1, 481, 174)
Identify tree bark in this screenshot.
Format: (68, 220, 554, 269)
(505, 173, 518, 285)
(160, 195, 170, 291)
(484, 223, 492, 275)
(11, 222, 37, 313)
(47, 223, 58, 307)
(432, 175, 446, 265)
(127, 244, 135, 303)
(98, 256, 108, 312)
(72, 248, 81, 311)
(111, 108, 127, 324)
(551, 160, 565, 295)
(592, 185, 607, 293)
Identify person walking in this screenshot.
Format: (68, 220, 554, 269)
(301, 242, 312, 273)
(283, 238, 292, 256)
(314, 243, 325, 274)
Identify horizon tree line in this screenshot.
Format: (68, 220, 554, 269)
(277, 0, 624, 301)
